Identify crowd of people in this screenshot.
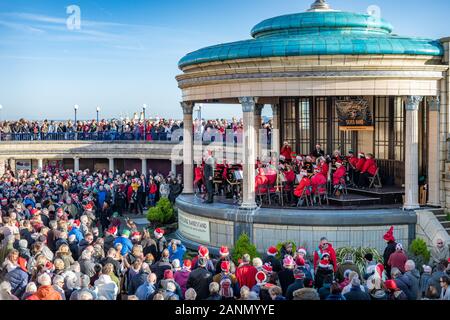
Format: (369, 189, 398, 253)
(0, 193, 449, 301)
(0, 117, 273, 144)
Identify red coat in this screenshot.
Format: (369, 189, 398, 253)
(236, 264, 258, 289)
(311, 173, 327, 194)
(194, 167, 203, 184)
(356, 158, 366, 171)
(361, 158, 377, 176)
(348, 156, 358, 168)
(281, 146, 292, 160)
(284, 170, 296, 184)
(294, 177, 311, 197)
(320, 162, 329, 178)
(255, 174, 269, 192)
(332, 166, 346, 186)
(313, 244, 338, 272)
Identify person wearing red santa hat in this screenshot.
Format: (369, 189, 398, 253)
(212, 261, 238, 292)
(382, 226, 397, 278)
(263, 246, 282, 273)
(278, 256, 296, 296)
(191, 245, 216, 273)
(293, 169, 311, 206)
(252, 270, 275, 301)
(214, 246, 235, 276)
(332, 160, 347, 193)
(103, 226, 117, 253)
(153, 228, 167, 261)
(314, 252, 334, 290)
(174, 259, 192, 297)
(313, 237, 338, 273)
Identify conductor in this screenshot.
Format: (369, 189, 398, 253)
(204, 150, 216, 203)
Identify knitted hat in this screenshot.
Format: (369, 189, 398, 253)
(85, 203, 93, 211)
(172, 259, 181, 269)
(106, 226, 117, 235)
(221, 261, 230, 272)
(383, 226, 395, 242)
(164, 269, 174, 280)
(198, 246, 209, 258)
(219, 246, 229, 257)
(267, 246, 278, 256)
(297, 247, 307, 256)
(255, 271, 267, 284)
(122, 229, 131, 237)
(395, 243, 403, 251)
(131, 231, 141, 239)
(293, 268, 305, 280)
(423, 265, 432, 273)
(384, 279, 397, 290)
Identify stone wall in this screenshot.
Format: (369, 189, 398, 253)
(415, 209, 450, 249)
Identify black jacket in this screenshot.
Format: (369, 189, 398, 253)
(186, 267, 213, 300)
(344, 287, 371, 300)
(286, 279, 304, 300)
(263, 255, 282, 273)
(151, 259, 172, 281)
(383, 241, 397, 275)
(278, 268, 295, 296)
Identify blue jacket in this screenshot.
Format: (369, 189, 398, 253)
(168, 244, 187, 263)
(135, 282, 156, 300)
(5, 267, 29, 297)
(114, 236, 133, 256)
(69, 227, 83, 243)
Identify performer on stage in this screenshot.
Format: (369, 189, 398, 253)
(311, 143, 325, 159)
(194, 164, 204, 195)
(318, 157, 329, 178)
(332, 161, 347, 194)
(280, 141, 293, 162)
(358, 153, 378, 188)
(204, 150, 216, 203)
(346, 150, 358, 186)
(293, 169, 311, 202)
(354, 152, 366, 186)
(311, 166, 327, 195)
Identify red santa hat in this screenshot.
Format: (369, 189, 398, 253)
(84, 203, 93, 211)
(262, 263, 273, 274)
(30, 208, 40, 216)
(255, 271, 267, 284)
(183, 259, 192, 270)
(219, 246, 229, 257)
(318, 258, 330, 269)
(154, 228, 164, 238)
(383, 226, 395, 242)
(295, 257, 305, 267)
(266, 246, 278, 256)
(164, 269, 174, 280)
(221, 261, 230, 273)
(73, 219, 81, 227)
(106, 226, 117, 235)
(131, 231, 141, 239)
(198, 245, 209, 258)
(376, 263, 384, 278)
(283, 255, 295, 268)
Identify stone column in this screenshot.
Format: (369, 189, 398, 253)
(74, 157, 80, 172)
(109, 158, 114, 173)
(141, 158, 147, 176)
(404, 96, 423, 210)
(171, 160, 177, 176)
(271, 104, 280, 157)
(37, 158, 44, 173)
(182, 102, 194, 194)
(239, 96, 258, 209)
(9, 159, 16, 173)
(428, 97, 440, 206)
(0, 159, 6, 176)
(254, 104, 264, 159)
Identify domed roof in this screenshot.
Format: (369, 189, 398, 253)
(178, 3, 443, 69)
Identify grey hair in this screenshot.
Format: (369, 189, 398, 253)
(209, 282, 220, 294)
(405, 260, 416, 271)
(185, 288, 197, 300)
(52, 275, 65, 285)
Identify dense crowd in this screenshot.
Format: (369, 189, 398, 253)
(0, 117, 272, 143)
(0, 166, 449, 301)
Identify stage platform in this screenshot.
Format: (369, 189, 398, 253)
(175, 193, 419, 256)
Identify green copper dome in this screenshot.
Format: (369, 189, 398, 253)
(178, 6, 443, 69)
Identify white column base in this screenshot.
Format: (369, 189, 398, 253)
(240, 201, 258, 210)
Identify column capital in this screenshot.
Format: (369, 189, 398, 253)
(405, 96, 423, 111)
(427, 96, 440, 111)
(180, 101, 194, 115)
(254, 104, 264, 116)
(239, 97, 259, 113)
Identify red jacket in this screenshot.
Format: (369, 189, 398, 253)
(311, 173, 327, 194)
(320, 162, 329, 178)
(348, 156, 358, 168)
(255, 174, 269, 193)
(284, 170, 296, 184)
(294, 177, 311, 197)
(361, 158, 377, 176)
(194, 167, 203, 184)
(236, 264, 258, 289)
(313, 244, 338, 272)
(281, 146, 292, 160)
(356, 158, 366, 171)
(149, 183, 158, 195)
(332, 166, 346, 186)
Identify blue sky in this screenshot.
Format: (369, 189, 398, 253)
(0, 0, 449, 121)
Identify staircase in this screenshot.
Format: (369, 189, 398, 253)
(430, 208, 450, 236)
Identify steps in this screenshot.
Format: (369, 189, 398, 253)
(328, 193, 381, 206)
(430, 209, 450, 235)
(347, 187, 404, 205)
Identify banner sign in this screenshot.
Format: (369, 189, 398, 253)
(336, 98, 373, 130)
(178, 211, 210, 243)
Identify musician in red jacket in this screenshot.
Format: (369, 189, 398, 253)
(358, 153, 378, 188)
(293, 170, 311, 198)
(280, 141, 293, 162)
(318, 157, 329, 179)
(255, 167, 269, 193)
(193, 164, 204, 194)
(354, 152, 366, 186)
(332, 161, 346, 187)
(311, 166, 327, 195)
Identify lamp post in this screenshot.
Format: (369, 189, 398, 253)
(96, 106, 100, 123)
(74, 104, 79, 124)
(142, 104, 147, 141)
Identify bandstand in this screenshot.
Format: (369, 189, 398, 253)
(174, 0, 450, 254)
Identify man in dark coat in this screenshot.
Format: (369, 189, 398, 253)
(186, 257, 213, 300)
(391, 267, 413, 299)
(151, 249, 172, 281)
(204, 151, 215, 204)
(278, 258, 295, 296)
(263, 246, 282, 273)
(382, 226, 397, 278)
(285, 268, 305, 300)
(344, 278, 371, 300)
